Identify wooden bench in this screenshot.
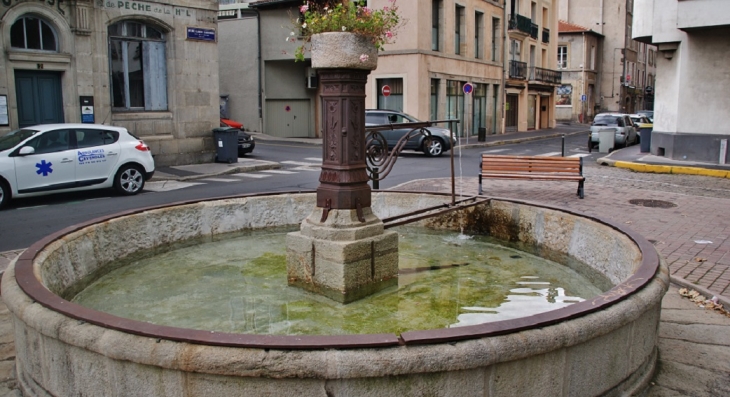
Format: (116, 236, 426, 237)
(479, 155, 585, 199)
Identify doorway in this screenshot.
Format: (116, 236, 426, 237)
(14, 70, 64, 127)
(505, 94, 518, 132)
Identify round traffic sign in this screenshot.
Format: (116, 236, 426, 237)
(463, 83, 473, 94)
(382, 85, 391, 97)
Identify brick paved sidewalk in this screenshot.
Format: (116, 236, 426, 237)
(393, 176, 730, 302)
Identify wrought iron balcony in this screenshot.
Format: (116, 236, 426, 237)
(542, 28, 550, 43)
(530, 23, 539, 40)
(509, 60, 528, 80)
(529, 67, 562, 84)
(508, 14, 532, 35)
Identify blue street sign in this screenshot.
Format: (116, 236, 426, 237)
(463, 83, 473, 94)
(187, 27, 216, 42)
(581, 94, 587, 102)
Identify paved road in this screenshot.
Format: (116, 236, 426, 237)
(1, 136, 729, 395)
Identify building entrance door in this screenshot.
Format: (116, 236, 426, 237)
(14, 70, 64, 127)
(527, 94, 536, 129)
(505, 94, 518, 132)
(265, 99, 311, 138)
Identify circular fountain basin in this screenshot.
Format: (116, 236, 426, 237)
(2, 192, 668, 397)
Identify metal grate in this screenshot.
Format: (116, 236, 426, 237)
(629, 199, 677, 208)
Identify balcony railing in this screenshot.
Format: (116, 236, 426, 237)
(529, 67, 562, 84)
(508, 14, 532, 35)
(509, 60, 528, 80)
(530, 23, 539, 40)
(542, 28, 550, 43)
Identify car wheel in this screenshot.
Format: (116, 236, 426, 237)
(422, 137, 444, 157)
(114, 164, 145, 195)
(0, 180, 10, 210)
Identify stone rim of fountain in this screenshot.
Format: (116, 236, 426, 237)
(11, 190, 660, 349)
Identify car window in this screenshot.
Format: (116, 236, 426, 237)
(387, 113, 410, 124)
(26, 129, 72, 154)
(365, 113, 387, 124)
(75, 129, 119, 149)
(593, 115, 620, 125)
(0, 129, 39, 151)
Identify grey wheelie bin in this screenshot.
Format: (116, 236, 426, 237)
(213, 127, 238, 163)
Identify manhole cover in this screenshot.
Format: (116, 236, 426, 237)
(629, 199, 677, 208)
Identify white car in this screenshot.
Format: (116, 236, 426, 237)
(0, 124, 155, 209)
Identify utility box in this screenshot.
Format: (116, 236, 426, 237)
(213, 127, 238, 163)
(639, 128, 652, 153)
(598, 129, 615, 153)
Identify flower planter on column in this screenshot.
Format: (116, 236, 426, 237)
(310, 32, 378, 70)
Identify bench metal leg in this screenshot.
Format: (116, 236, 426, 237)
(478, 174, 483, 195)
(577, 180, 585, 199)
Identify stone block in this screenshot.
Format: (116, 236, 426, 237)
(491, 348, 566, 396)
(565, 323, 632, 396)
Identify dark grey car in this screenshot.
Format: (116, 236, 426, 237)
(365, 110, 453, 157)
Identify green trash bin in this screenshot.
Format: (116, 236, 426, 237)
(213, 127, 238, 163)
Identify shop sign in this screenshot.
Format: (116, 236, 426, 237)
(100, 0, 194, 18)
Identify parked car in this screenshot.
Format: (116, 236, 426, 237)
(237, 130, 255, 156)
(589, 113, 638, 149)
(364, 110, 454, 157)
(0, 124, 155, 209)
(629, 114, 653, 144)
(220, 119, 255, 156)
(636, 110, 654, 122)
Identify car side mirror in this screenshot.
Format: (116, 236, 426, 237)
(18, 146, 35, 156)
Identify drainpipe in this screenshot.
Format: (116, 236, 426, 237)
(244, 7, 264, 133)
(501, 0, 508, 134)
(582, 31, 586, 123)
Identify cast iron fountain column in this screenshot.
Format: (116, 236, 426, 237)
(286, 64, 399, 304)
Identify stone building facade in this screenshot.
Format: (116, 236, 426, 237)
(0, 0, 220, 166)
(556, 20, 602, 123)
(558, 0, 656, 116)
(504, 0, 562, 132)
(633, 0, 730, 164)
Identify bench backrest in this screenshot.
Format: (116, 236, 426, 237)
(481, 155, 583, 175)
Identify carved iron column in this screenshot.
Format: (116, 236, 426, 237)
(316, 69, 372, 212)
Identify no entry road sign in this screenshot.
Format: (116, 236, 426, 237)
(382, 85, 391, 97)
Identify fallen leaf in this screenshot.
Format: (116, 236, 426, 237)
(695, 257, 707, 263)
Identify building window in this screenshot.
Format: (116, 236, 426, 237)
(376, 78, 403, 111)
(430, 79, 439, 121)
(10, 16, 58, 51)
(455, 5, 465, 55)
(109, 21, 168, 111)
(557, 45, 567, 69)
(491, 17, 500, 62)
(432, 0, 442, 51)
(472, 83, 487, 136)
(475, 12, 483, 59)
(446, 80, 464, 136)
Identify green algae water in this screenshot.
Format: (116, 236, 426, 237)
(72, 227, 605, 336)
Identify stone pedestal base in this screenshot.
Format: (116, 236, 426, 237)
(286, 208, 399, 304)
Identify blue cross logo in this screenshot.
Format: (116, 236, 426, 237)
(36, 160, 53, 177)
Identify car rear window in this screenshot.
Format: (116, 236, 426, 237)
(593, 115, 621, 126)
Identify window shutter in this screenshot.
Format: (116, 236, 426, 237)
(143, 41, 167, 111)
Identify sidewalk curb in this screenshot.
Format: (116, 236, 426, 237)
(671, 274, 730, 308)
(458, 130, 589, 149)
(597, 153, 730, 178)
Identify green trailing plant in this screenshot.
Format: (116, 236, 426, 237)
(287, 0, 403, 62)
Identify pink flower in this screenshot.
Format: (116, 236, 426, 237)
(359, 54, 369, 63)
(299, 4, 308, 13)
(384, 6, 389, 11)
(386, 31, 393, 38)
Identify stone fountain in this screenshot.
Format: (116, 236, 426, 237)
(0, 32, 668, 396)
